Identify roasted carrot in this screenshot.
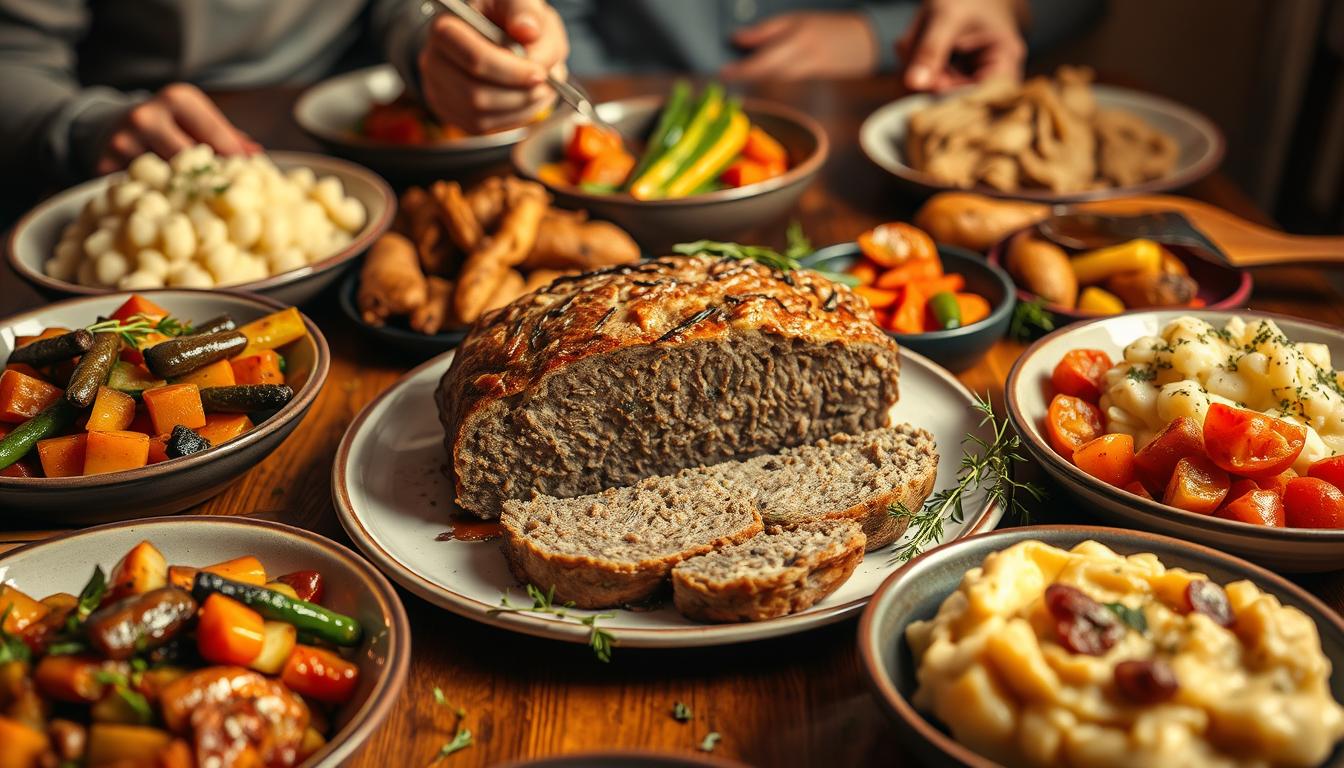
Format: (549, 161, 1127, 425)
(196, 594, 264, 665)
(741, 126, 788, 168)
(954, 293, 992, 325)
(83, 430, 150, 475)
(37, 433, 87, 478)
(195, 413, 253, 446)
(171, 359, 236, 389)
(109, 294, 169, 322)
(142, 384, 206, 435)
(566, 123, 621, 164)
(874, 258, 942, 289)
(578, 149, 635, 188)
(889, 282, 928, 334)
(0, 369, 63, 424)
(719, 158, 772, 188)
(853, 285, 900, 310)
(848, 260, 880, 286)
(282, 644, 360, 703)
(86, 387, 136, 432)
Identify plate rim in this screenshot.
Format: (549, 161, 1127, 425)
(0, 514, 412, 768)
(332, 343, 1002, 648)
(1005, 307, 1344, 543)
(858, 83, 1226, 203)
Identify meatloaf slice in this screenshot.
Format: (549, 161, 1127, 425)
(671, 520, 866, 623)
(439, 254, 901, 519)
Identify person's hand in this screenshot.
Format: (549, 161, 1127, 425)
(418, 0, 568, 134)
(721, 12, 878, 81)
(898, 0, 1026, 92)
(96, 83, 258, 175)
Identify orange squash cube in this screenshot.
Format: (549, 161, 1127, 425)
(196, 413, 253, 446)
(142, 383, 206, 435)
(110, 294, 169, 322)
(0, 368, 63, 423)
(83, 431, 150, 475)
(86, 387, 136, 432)
(172, 359, 236, 389)
(37, 433, 88, 478)
(238, 307, 306, 354)
(230, 351, 284, 386)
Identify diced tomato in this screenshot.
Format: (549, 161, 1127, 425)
(1308, 456, 1344, 493)
(1133, 417, 1205, 495)
(1216, 485, 1285, 527)
(1283, 477, 1344, 528)
(1163, 455, 1230, 515)
(1051, 349, 1114, 403)
(119, 331, 168, 366)
(276, 571, 325, 604)
(109, 295, 169, 323)
(1044, 394, 1103, 458)
(566, 123, 621, 164)
(281, 645, 360, 704)
(1259, 467, 1297, 497)
(0, 369, 63, 424)
(1202, 403, 1305, 480)
(362, 104, 427, 145)
(0, 457, 39, 478)
(1072, 433, 1135, 487)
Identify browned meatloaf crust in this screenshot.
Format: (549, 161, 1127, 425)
(437, 254, 902, 519)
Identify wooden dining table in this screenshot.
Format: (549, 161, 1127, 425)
(3, 74, 1344, 768)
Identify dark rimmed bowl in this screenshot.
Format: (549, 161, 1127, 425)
(336, 270, 466, 360)
(512, 95, 828, 250)
(1005, 309, 1344, 571)
(0, 515, 411, 767)
(984, 232, 1253, 324)
(0, 290, 329, 524)
(858, 524, 1344, 768)
(496, 751, 752, 768)
(7, 152, 395, 306)
(804, 242, 1014, 372)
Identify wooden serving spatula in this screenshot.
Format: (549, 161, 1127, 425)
(1048, 195, 1344, 268)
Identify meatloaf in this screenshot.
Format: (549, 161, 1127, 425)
(437, 254, 902, 519)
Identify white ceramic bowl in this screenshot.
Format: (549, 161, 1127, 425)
(1005, 309, 1344, 571)
(860, 84, 1224, 203)
(294, 64, 528, 178)
(7, 151, 394, 305)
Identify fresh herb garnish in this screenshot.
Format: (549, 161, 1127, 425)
(433, 686, 466, 718)
(434, 729, 473, 761)
(1104, 602, 1148, 634)
(672, 224, 860, 287)
(44, 640, 87, 656)
(66, 566, 107, 633)
(92, 669, 154, 724)
(783, 219, 812, 262)
(698, 732, 722, 752)
(490, 584, 616, 662)
(889, 394, 1044, 563)
(86, 315, 192, 348)
(1009, 299, 1055, 342)
(672, 702, 692, 722)
(1126, 366, 1157, 383)
(0, 606, 31, 664)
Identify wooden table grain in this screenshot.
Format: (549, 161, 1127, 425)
(3, 75, 1343, 768)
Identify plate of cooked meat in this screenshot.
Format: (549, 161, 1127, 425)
(860, 67, 1224, 203)
(332, 252, 1003, 649)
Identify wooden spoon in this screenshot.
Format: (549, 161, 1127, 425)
(1063, 195, 1344, 268)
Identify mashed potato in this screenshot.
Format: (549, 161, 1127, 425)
(907, 540, 1344, 768)
(45, 145, 367, 290)
(1099, 316, 1344, 472)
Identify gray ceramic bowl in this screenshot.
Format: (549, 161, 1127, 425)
(0, 515, 410, 767)
(804, 243, 1014, 372)
(337, 270, 466, 360)
(858, 524, 1344, 768)
(860, 84, 1225, 203)
(7, 151, 395, 306)
(294, 64, 528, 179)
(1005, 309, 1344, 572)
(512, 95, 828, 250)
(0, 290, 329, 524)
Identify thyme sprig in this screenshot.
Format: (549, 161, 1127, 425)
(490, 584, 616, 662)
(888, 394, 1044, 564)
(672, 221, 860, 287)
(86, 314, 192, 348)
(429, 687, 472, 762)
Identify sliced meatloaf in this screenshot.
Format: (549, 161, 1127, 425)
(438, 254, 902, 519)
(671, 520, 866, 623)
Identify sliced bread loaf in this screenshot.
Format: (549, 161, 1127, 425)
(671, 520, 866, 623)
(708, 424, 938, 551)
(500, 472, 764, 608)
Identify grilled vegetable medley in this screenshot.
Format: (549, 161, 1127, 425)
(0, 539, 363, 767)
(0, 294, 306, 478)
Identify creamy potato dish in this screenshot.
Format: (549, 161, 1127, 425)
(906, 540, 1344, 768)
(46, 145, 367, 290)
(1100, 316, 1344, 472)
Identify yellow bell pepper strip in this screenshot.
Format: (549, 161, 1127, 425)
(237, 307, 307, 355)
(1077, 286, 1126, 315)
(1069, 238, 1162, 285)
(663, 105, 750, 199)
(628, 84, 723, 200)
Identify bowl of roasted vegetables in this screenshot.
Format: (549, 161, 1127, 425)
(0, 515, 410, 768)
(1006, 308, 1344, 571)
(0, 292, 328, 523)
(807, 223, 1014, 372)
(512, 84, 827, 248)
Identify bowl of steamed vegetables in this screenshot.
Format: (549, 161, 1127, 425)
(0, 291, 329, 523)
(0, 515, 410, 767)
(512, 82, 828, 248)
(806, 222, 1015, 372)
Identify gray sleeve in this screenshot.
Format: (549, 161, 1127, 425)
(0, 0, 141, 181)
(860, 3, 920, 72)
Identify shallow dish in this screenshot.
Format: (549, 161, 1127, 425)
(860, 84, 1224, 203)
(0, 515, 410, 767)
(804, 243, 1014, 372)
(1005, 309, 1344, 571)
(512, 95, 828, 250)
(294, 65, 528, 180)
(336, 270, 466, 360)
(7, 151, 395, 306)
(985, 234, 1253, 324)
(333, 346, 1000, 649)
(0, 290, 329, 524)
(857, 524, 1344, 768)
